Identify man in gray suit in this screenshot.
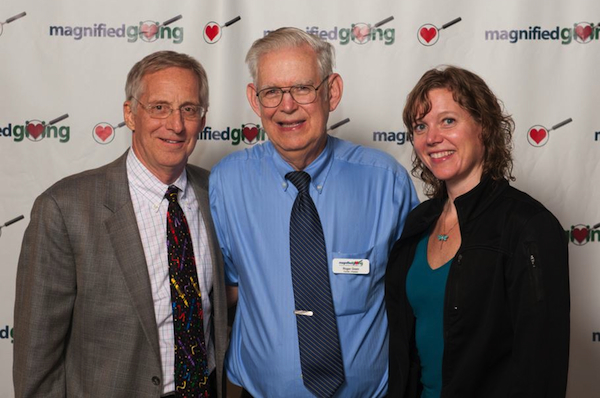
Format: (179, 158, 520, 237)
(13, 51, 227, 398)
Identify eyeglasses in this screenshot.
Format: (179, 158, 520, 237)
(132, 97, 205, 120)
(255, 75, 330, 108)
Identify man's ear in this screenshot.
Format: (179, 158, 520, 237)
(124, 101, 136, 131)
(327, 73, 344, 112)
(247, 83, 262, 118)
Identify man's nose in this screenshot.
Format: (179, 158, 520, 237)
(165, 109, 185, 132)
(278, 90, 299, 112)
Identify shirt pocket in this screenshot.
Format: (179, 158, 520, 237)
(330, 247, 376, 315)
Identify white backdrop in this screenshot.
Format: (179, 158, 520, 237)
(1, 0, 599, 396)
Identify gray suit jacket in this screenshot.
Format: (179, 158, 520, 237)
(13, 151, 227, 398)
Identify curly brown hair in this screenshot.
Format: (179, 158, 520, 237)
(403, 66, 515, 198)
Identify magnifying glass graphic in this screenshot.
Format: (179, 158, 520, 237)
(574, 22, 593, 44)
(0, 215, 24, 238)
(417, 17, 462, 46)
(240, 123, 265, 145)
(527, 118, 572, 147)
(327, 118, 350, 133)
(139, 14, 182, 42)
(93, 121, 126, 144)
(25, 113, 69, 142)
(351, 16, 394, 45)
(570, 222, 600, 246)
(0, 12, 26, 37)
(203, 16, 241, 44)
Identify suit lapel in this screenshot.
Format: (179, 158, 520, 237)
(187, 168, 219, 281)
(103, 152, 161, 359)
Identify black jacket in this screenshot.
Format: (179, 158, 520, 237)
(385, 177, 570, 398)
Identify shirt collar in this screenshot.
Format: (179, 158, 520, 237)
(126, 149, 189, 211)
(271, 135, 334, 194)
(400, 175, 509, 241)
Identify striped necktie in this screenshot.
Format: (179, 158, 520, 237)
(286, 171, 345, 398)
(165, 185, 210, 398)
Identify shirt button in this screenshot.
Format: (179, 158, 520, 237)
(151, 376, 161, 385)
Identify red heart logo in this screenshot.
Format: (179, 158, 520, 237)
(575, 25, 592, 41)
(26, 123, 44, 139)
(242, 126, 258, 142)
(141, 23, 159, 39)
(529, 128, 547, 144)
(352, 25, 370, 42)
(205, 24, 220, 41)
(420, 27, 437, 43)
(572, 227, 588, 244)
(95, 126, 114, 142)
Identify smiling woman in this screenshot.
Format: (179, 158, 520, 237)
(411, 87, 485, 198)
(385, 66, 571, 398)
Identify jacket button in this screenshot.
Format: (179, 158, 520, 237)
(152, 376, 161, 385)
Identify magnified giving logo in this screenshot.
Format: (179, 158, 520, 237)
(527, 117, 572, 147)
(574, 22, 594, 43)
(567, 222, 600, 246)
(418, 17, 462, 46)
(203, 16, 241, 44)
(92, 121, 126, 144)
(22, 113, 70, 143)
(350, 16, 394, 44)
(139, 14, 182, 42)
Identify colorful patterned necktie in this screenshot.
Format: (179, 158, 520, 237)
(165, 185, 210, 398)
(286, 171, 345, 398)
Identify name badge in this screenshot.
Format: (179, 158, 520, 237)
(332, 258, 370, 275)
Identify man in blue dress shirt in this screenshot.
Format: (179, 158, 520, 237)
(209, 27, 419, 397)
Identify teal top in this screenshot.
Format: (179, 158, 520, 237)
(406, 233, 452, 398)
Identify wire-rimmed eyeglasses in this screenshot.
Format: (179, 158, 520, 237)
(256, 75, 330, 108)
(132, 97, 205, 120)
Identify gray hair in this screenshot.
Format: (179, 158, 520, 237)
(245, 27, 335, 83)
(125, 50, 209, 110)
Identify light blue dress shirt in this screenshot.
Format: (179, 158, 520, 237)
(209, 136, 418, 397)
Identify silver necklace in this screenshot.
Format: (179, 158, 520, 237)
(437, 205, 458, 243)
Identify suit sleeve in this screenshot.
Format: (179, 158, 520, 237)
(14, 192, 77, 398)
(506, 211, 570, 397)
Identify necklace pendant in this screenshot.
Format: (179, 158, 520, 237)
(437, 234, 449, 242)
